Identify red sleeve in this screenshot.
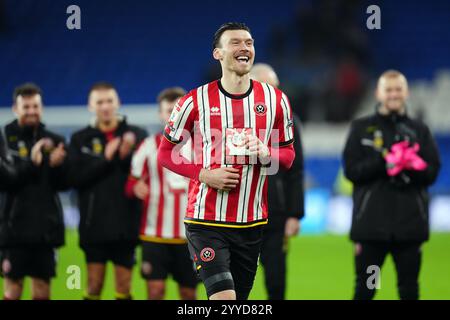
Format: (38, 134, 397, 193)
(125, 176, 138, 198)
(269, 143, 295, 170)
(157, 135, 203, 180)
(164, 92, 196, 144)
(274, 91, 295, 146)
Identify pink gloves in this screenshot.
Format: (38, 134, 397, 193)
(385, 141, 428, 176)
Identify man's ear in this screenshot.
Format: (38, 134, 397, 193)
(12, 104, 18, 117)
(87, 102, 95, 113)
(213, 48, 222, 61)
(374, 87, 380, 100)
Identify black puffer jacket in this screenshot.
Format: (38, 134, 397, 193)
(68, 117, 147, 247)
(343, 109, 441, 242)
(267, 114, 304, 229)
(0, 120, 67, 248)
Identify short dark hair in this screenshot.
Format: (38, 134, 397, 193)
(13, 83, 42, 103)
(213, 22, 251, 49)
(89, 81, 116, 96)
(157, 87, 186, 104)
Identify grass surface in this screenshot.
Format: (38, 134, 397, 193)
(1, 231, 450, 300)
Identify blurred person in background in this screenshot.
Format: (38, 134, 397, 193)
(0, 83, 68, 300)
(343, 70, 441, 300)
(68, 82, 147, 300)
(125, 87, 198, 300)
(250, 63, 304, 300)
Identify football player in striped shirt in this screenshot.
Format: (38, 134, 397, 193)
(158, 22, 296, 300)
(126, 87, 198, 300)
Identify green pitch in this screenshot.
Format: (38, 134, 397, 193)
(1, 231, 450, 300)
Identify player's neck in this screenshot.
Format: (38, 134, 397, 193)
(98, 117, 119, 132)
(378, 104, 406, 116)
(220, 72, 251, 95)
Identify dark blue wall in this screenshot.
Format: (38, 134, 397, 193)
(1, 0, 449, 106)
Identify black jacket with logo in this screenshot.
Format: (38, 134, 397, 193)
(343, 110, 441, 242)
(267, 114, 305, 229)
(68, 118, 147, 247)
(0, 120, 67, 248)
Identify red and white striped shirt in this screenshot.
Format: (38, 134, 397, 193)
(163, 79, 294, 228)
(129, 134, 191, 242)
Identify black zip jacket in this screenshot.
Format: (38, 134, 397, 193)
(68, 117, 147, 247)
(343, 109, 441, 242)
(267, 114, 305, 229)
(0, 120, 67, 248)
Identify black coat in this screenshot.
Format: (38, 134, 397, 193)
(343, 110, 441, 242)
(267, 114, 305, 229)
(68, 117, 147, 247)
(0, 120, 67, 248)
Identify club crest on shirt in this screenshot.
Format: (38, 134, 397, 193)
(18, 141, 28, 158)
(200, 247, 215, 262)
(92, 138, 103, 155)
(254, 103, 267, 116)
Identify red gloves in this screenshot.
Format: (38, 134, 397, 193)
(385, 141, 428, 176)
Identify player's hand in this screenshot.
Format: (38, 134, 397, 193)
(31, 138, 49, 166)
(133, 179, 149, 200)
(104, 137, 121, 161)
(49, 143, 67, 168)
(285, 217, 300, 237)
(199, 167, 240, 191)
(119, 131, 136, 159)
(245, 135, 270, 164)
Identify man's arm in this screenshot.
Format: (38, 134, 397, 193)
(283, 115, 304, 220)
(157, 136, 203, 180)
(0, 130, 40, 189)
(125, 138, 150, 199)
(343, 121, 386, 184)
(405, 125, 441, 186)
(67, 134, 114, 189)
(118, 127, 148, 172)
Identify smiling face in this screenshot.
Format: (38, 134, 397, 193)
(213, 29, 255, 76)
(89, 88, 120, 125)
(376, 74, 409, 113)
(14, 94, 43, 127)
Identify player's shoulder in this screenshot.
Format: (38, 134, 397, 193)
(134, 135, 154, 154)
(350, 113, 378, 130)
(125, 123, 148, 138)
(70, 125, 93, 139)
(252, 80, 287, 97)
(44, 129, 66, 143)
(405, 115, 429, 131)
(175, 88, 197, 107)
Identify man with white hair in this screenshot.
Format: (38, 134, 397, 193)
(250, 63, 305, 300)
(343, 70, 441, 300)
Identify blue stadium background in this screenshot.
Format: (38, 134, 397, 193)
(0, 0, 449, 232)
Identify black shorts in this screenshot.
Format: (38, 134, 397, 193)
(185, 223, 263, 300)
(141, 241, 198, 288)
(81, 242, 136, 269)
(0, 246, 56, 281)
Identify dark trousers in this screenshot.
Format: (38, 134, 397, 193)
(354, 241, 422, 300)
(260, 225, 288, 300)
